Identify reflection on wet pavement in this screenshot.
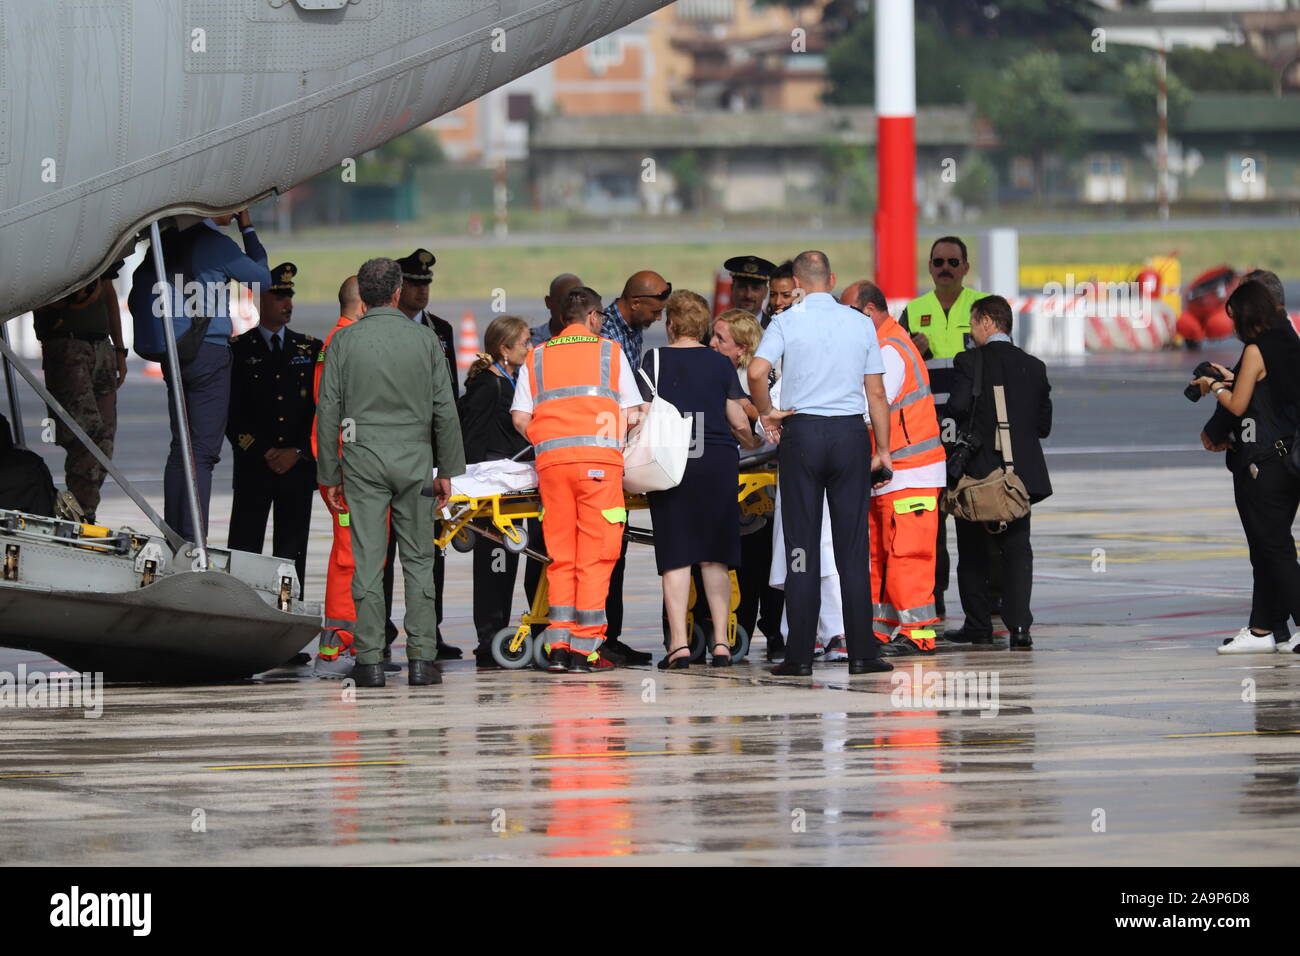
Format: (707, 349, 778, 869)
(2, 466, 1299, 865)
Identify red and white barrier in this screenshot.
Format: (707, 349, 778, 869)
(883, 295, 1183, 356)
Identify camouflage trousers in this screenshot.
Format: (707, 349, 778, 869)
(41, 338, 118, 516)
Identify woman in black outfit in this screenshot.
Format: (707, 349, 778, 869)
(1192, 280, 1300, 655)
(458, 315, 532, 668)
(641, 291, 761, 670)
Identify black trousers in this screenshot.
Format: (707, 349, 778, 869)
(472, 529, 521, 647)
(737, 515, 785, 639)
(955, 513, 1033, 634)
(1233, 457, 1300, 633)
(935, 511, 949, 613)
(384, 521, 445, 645)
(778, 415, 877, 666)
(228, 454, 315, 598)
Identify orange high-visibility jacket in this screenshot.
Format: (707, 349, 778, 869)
(873, 315, 946, 469)
(526, 324, 625, 471)
(311, 315, 355, 459)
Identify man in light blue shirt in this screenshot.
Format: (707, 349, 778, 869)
(748, 250, 894, 677)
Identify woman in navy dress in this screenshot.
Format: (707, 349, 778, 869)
(640, 291, 761, 669)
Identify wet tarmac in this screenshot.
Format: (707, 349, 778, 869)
(3, 455, 1299, 865)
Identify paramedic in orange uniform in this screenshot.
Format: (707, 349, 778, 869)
(312, 276, 367, 678)
(849, 281, 946, 656)
(511, 287, 648, 672)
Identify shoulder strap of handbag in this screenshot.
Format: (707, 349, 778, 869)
(992, 379, 1015, 471)
(637, 347, 660, 398)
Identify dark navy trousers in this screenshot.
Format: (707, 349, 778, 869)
(162, 341, 231, 544)
(777, 414, 879, 666)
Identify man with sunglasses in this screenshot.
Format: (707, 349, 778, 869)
(901, 236, 983, 622)
(601, 271, 671, 372)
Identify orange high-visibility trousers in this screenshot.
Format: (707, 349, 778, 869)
(537, 462, 626, 657)
(870, 487, 941, 649)
(317, 485, 357, 660)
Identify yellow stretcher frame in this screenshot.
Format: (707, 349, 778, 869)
(433, 469, 777, 668)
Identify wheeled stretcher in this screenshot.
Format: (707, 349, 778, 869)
(433, 450, 779, 668)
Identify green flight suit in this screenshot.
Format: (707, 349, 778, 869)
(315, 306, 466, 665)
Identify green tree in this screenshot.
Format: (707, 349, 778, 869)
(1119, 57, 1193, 138)
(355, 127, 445, 186)
(669, 150, 705, 211)
(1168, 45, 1275, 92)
(980, 52, 1081, 201)
(952, 151, 996, 207)
(821, 141, 875, 214)
(822, 0, 1101, 107)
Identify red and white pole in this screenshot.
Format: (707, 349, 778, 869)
(874, 0, 916, 300)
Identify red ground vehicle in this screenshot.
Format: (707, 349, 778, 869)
(1177, 265, 1238, 347)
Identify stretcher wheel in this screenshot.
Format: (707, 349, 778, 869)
(738, 510, 767, 536)
(533, 629, 551, 668)
(490, 627, 534, 670)
(500, 524, 529, 554)
(729, 624, 751, 663)
(450, 526, 475, 553)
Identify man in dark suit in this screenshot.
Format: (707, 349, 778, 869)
(944, 295, 1052, 649)
(387, 248, 461, 660)
(226, 262, 321, 596)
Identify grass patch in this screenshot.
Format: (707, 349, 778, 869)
(269, 228, 1300, 304)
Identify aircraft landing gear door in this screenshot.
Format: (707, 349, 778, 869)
(148, 221, 209, 571)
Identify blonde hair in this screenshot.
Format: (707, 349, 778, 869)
(466, 314, 529, 382)
(665, 289, 711, 342)
(714, 309, 762, 369)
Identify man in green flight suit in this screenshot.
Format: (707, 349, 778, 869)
(315, 257, 466, 688)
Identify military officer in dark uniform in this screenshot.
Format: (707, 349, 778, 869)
(226, 262, 321, 597)
(387, 248, 461, 659)
(724, 255, 776, 318)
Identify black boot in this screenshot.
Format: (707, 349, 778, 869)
(849, 658, 894, 674)
(353, 663, 385, 687)
(1008, 628, 1033, 649)
(435, 639, 463, 660)
(944, 626, 994, 645)
(409, 660, 442, 685)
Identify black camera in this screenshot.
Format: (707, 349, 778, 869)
(1184, 361, 1225, 402)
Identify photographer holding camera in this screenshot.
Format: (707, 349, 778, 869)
(1190, 276, 1300, 655)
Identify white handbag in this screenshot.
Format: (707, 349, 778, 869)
(622, 349, 693, 493)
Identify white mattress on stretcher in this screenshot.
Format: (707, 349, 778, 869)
(449, 459, 538, 498)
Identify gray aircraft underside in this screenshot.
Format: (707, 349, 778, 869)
(0, 0, 672, 319)
(0, 0, 670, 681)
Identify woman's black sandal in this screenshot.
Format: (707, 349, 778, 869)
(658, 645, 692, 670)
(710, 643, 733, 667)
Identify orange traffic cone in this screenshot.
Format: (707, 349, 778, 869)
(457, 310, 478, 372)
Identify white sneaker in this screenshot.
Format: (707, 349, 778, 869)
(1217, 628, 1278, 655)
(1275, 634, 1300, 653)
(823, 636, 848, 662)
